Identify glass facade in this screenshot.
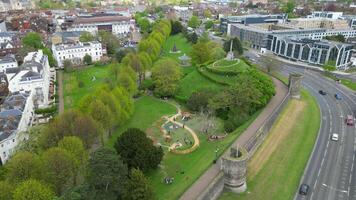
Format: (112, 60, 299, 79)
(301, 46, 310, 61)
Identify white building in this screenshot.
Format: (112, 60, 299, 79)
(307, 11, 343, 20)
(67, 16, 135, 36)
(0, 55, 18, 73)
(7, 50, 51, 108)
(52, 41, 103, 67)
(0, 91, 34, 164)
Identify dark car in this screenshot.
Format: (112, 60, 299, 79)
(335, 93, 342, 100)
(319, 90, 327, 95)
(299, 184, 309, 195)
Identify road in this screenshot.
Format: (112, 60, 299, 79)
(246, 50, 356, 200)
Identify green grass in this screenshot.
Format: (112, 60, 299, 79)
(162, 34, 192, 62)
(199, 67, 238, 85)
(149, 110, 262, 200)
(175, 69, 224, 101)
(106, 96, 177, 147)
(63, 65, 111, 109)
(207, 58, 250, 74)
(340, 78, 356, 91)
(219, 89, 320, 200)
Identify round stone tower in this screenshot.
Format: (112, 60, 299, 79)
(221, 145, 248, 193)
(289, 73, 303, 99)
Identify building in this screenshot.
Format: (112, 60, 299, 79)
(0, 32, 22, 57)
(0, 91, 34, 164)
(0, 19, 6, 32)
(52, 41, 103, 67)
(51, 31, 84, 45)
(307, 11, 343, 20)
(67, 16, 135, 36)
(7, 50, 51, 108)
(269, 36, 353, 70)
(220, 14, 288, 33)
(0, 55, 18, 73)
(0, 0, 33, 12)
(288, 18, 349, 30)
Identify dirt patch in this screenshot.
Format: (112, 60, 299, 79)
(248, 99, 306, 178)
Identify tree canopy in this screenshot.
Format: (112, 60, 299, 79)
(22, 32, 43, 49)
(188, 16, 200, 28)
(13, 179, 55, 200)
(114, 128, 164, 172)
(123, 169, 155, 200)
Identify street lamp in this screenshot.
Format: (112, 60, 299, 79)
(213, 148, 220, 164)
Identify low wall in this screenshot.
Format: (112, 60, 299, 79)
(196, 172, 225, 200)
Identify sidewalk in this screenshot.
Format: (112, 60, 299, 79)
(57, 71, 64, 113)
(179, 77, 288, 200)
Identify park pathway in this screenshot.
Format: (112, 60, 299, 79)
(179, 77, 288, 200)
(163, 102, 199, 153)
(57, 71, 64, 113)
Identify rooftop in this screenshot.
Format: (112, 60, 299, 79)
(54, 41, 100, 51)
(0, 55, 16, 64)
(73, 15, 131, 24)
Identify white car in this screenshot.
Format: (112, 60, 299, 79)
(331, 133, 339, 141)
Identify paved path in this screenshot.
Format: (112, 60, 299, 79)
(162, 102, 200, 154)
(179, 77, 288, 200)
(57, 71, 64, 113)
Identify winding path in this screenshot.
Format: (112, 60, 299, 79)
(162, 101, 200, 154)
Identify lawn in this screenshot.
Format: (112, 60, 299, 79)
(62, 65, 111, 109)
(149, 110, 262, 200)
(340, 78, 356, 91)
(106, 96, 177, 147)
(162, 34, 192, 61)
(175, 69, 224, 101)
(207, 58, 250, 74)
(219, 89, 320, 200)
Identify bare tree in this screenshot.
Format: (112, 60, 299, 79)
(199, 108, 216, 134)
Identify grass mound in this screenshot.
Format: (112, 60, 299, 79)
(206, 58, 250, 75)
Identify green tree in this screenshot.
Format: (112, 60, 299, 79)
(114, 128, 164, 172)
(204, 20, 214, 30)
(22, 32, 43, 49)
(86, 147, 128, 200)
(5, 151, 39, 185)
(212, 47, 226, 60)
(188, 16, 200, 28)
(0, 181, 13, 200)
(83, 54, 92, 65)
(115, 47, 135, 62)
(63, 59, 73, 72)
(88, 99, 114, 135)
(123, 169, 155, 200)
(190, 40, 213, 64)
(58, 136, 88, 185)
(112, 86, 134, 119)
(187, 88, 216, 111)
(13, 179, 55, 200)
(98, 30, 120, 56)
(171, 20, 184, 35)
(40, 147, 76, 195)
(187, 32, 198, 44)
(79, 32, 94, 42)
(282, 0, 296, 14)
(42, 48, 56, 67)
(138, 17, 151, 33)
(151, 58, 182, 97)
(203, 9, 212, 18)
(223, 37, 243, 55)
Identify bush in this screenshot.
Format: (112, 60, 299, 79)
(187, 88, 216, 111)
(78, 80, 85, 88)
(139, 79, 155, 91)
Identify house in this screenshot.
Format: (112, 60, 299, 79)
(0, 55, 18, 73)
(51, 31, 84, 45)
(0, 91, 34, 164)
(52, 41, 103, 67)
(8, 50, 51, 108)
(67, 15, 135, 36)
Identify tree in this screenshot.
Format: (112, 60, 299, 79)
(204, 20, 214, 30)
(63, 59, 73, 72)
(98, 30, 120, 56)
(58, 136, 88, 185)
(325, 34, 345, 43)
(138, 17, 151, 33)
(83, 54, 92, 65)
(114, 128, 164, 172)
(212, 47, 226, 60)
(171, 20, 184, 35)
(188, 16, 200, 28)
(123, 169, 155, 200)
(203, 9, 212, 19)
(13, 179, 55, 200)
(190, 40, 213, 64)
(42, 48, 56, 67)
(282, 0, 295, 15)
(115, 47, 135, 62)
(86, 147, 128, 200)
(22, 32, 43, 49)
(40, 147, 76, 195)
(187, 88, 216, 111)
(187, 32, 198, 44)
(79, 32, 94, 42)
(0, 181, 13, 200)
(223, 37, 243, 56)
(88, 99, 114, 135)
(260, 55, 281, 74)
(151, 58, 182, 97)
(5, 151, 39, 184)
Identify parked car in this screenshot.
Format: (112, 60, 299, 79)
(335, 93, 342, 100)
(299, 184, 309, 195)
(319, 90, 327, 95)
(346, 115, 354, 126)
(331, 133, 339, 141)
